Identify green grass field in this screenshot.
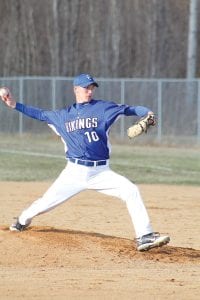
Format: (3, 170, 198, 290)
(0, 134, 200, 185)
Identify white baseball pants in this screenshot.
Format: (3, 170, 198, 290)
(18, 161, 153, 238)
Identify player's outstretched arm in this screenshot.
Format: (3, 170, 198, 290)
(0, 87, 16, 109)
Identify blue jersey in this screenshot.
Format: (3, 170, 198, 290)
(15, 99, 151, 160)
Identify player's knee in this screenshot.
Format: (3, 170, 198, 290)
(120, 181, 140, 201)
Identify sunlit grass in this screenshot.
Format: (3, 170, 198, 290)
(0, 134, 200, 185)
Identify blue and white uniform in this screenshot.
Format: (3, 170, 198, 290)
(16, 100, 150, 161)
(15, 98, 153, 238)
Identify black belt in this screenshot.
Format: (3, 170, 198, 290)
(68, 158, 107, 167)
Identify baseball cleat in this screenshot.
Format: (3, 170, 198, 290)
(136, 232, 170, 251)
(9, 220, 29, 232)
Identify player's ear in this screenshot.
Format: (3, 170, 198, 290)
(73, 86, 77, 93)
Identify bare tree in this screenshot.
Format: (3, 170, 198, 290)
(0, 0, 193, 78)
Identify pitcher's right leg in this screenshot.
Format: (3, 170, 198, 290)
(10, 164, 86, 231)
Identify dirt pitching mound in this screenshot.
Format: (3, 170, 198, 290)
(1, 183, 200, 299)
(1, 226, 199, 268)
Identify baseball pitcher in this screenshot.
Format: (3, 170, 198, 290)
(0, 74, 170, 251)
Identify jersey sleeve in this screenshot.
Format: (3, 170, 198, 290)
(124, 105, 151, 117)
(104, 101, 151, 129)
(15, 102, 60, 124)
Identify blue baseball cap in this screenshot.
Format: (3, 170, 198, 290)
(73, 74, 99, 88)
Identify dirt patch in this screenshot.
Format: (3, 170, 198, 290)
(0, 182, 200, 299)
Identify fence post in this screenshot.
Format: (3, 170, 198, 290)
(157, 80, 162, 142)
(120, 79, 125, 139)
(197, 80, 200, 143)
(19, 78, 23, 135)
(52, 77, 56, 110)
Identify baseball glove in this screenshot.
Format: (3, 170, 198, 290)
(127, 114, 156, 139)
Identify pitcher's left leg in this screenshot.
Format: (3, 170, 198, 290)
(88, 168, 153, 238)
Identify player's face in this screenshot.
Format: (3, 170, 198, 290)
(74, 84, 96, 103)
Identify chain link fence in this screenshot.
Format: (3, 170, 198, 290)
(0, 77, 200, 145)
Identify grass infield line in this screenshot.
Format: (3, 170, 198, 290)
(0, 149, 64, 159)
(1, 148, 200, 176)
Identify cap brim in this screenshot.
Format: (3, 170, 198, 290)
(79, 82, 98, 88)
